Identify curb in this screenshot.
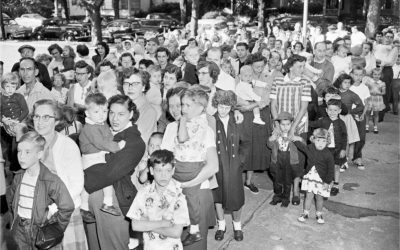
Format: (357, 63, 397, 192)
(324, 200, 400, 219)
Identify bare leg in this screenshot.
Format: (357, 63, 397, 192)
(293, 177, 300, 197)
(245, 171, 253, 185)
(373, 111, 379, 129)
(232, 208, 242, 222)
(334, 165, 340, 183)
(303, 192, 314, 211)
(214, 203, 224, 221)
(315, 194, 324, 212)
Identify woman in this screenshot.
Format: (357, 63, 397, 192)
(239, 54, 273, 194)
(162, 87, 218, 250)
(32, 99, 88, 250)
(92, 42, 110, 67)
(197, 60, 221, 115)
(121, 67, 157, 143)
(47, 43, 65, 78)
(85, 95, 145, 250)
(361, 42, 376, 75)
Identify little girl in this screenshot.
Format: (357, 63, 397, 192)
(331, 45, 352, 81)
(293, 128, 335, 224)
(333, 74, 364, 174)
(51, 73, 68, 104)
(221, 58, 236, 78)
(62, 45, 76, 87)
(365, 68, 386, 133)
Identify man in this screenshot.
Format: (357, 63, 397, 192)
(67, 60, 94, 123)
(343, 35, 352, 49)
(119, 52, 135, 70)
(16, 58, 55, 112)
(12, 45, 52, 90)
(374, 30, 399, 120)
(325, 40, 334, 61)
(267, 36, 276, 50)
(137, 36, 146, 48)
(273, 39, 285, 59)
(76, 44, 96, 69)
(114, 37, 126, 59)
(155, 47, 173, 71)
(231, 42, 249, 77)
(270, 55, 312, 205)
(156, 34, 166, 47)
(351, 26, 367, 47)
(336, 22, 348, 38)
(311, 42, 335, 84)
(206, 47, 236, 91)
(144, 38, 159, 64)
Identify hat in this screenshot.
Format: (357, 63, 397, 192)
(275, 112, 294, 121)
(312, 128, 329, 139)
(147, 37, 160, 46)
(18, 44, 35, 53)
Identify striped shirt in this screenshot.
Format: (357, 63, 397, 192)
(270, 75, 312, 134)
(18, 172, 39, 219)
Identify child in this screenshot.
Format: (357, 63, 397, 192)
(127, 150, 190, 250)
(365, 68, 386, 133)
(173, 87, 211, 246)
(221, 58, 236, 78)
(293, 128, 335, 224)
(146, 65, 163, 120)
(62, 45, 76, 86)
(51, 73, 68, 104)
(309, 99, 347, 196)
(79, 93, 126, 220)
(132, 132, 164, 190)
(349, 66, 371, 169)
(10, 131, 74, 249)
(235, 65, 266, 125)
(183, 46, 200, 85)
(268, 112, 302, 207)
(315, 86, 348, 120)
(333, 73, 364, 171)
(212, 90, 249, 241)
(331, 45, 352, 81)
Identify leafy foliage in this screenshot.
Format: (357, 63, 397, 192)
(2, 0, 53, 18)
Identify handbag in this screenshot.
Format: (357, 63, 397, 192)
(35, 211, 64, 250)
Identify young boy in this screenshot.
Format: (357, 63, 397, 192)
(267, 112, 301, 207)
(146, 65, 163, 120)
(183, 46, 200, 85)
(79, 93, 126, 220)
(235, 65, 266, 125)
(315, 86, 348, 120)
(127, 149, 190, 250)
(10, 131, 74, 249)
(350, 66, 371, 169)
(309, 99, 347, 196)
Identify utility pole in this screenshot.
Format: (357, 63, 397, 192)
(302, 0, 308, 46)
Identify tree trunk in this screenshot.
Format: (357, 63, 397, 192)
(113, 0, 119, 19)
(180, 0, 187, 25)
(61, 0, 70, 22)
(393, 0, 399, 17)
(0, 0, 5, 40)
(190, 0, 198, 37)
(92, 7, 102, 44)
(365, 0, 380, 37)
(257, 0, 264, 31)
(323, 0, 327, 16)
(362, 0, 369, 17)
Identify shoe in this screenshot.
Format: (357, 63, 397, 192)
(291, 196, 300, 206)
(330, 186, 339, 196)
(100, 204, 122, 216)
(281, 199, 290, 207)
(214, 229, 225, 241)
(182, 232, 202, 246)
(297, 213, 309, 222)
(244, 182, 259, 194)
(80, 209, 96, 223)
(316, 214, 325, 224)
(339, 162, 348, 173)
(233, 230, 244, 241)
(365, 125, 369, 133)
(269, 198, 282, 205)
(357, 163, 365, 170)
(253, 117, 265, 125)
(373, 126, 379, 134)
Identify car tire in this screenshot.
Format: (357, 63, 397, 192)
(7, 34, 13, 40)
(64, 35, 74, 41)
(35, 34, 42, 40)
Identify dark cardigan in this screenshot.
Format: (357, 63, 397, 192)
(309, 117, 347, 151)
(294, 141, 335, 184)
(84, 124, 145, 214)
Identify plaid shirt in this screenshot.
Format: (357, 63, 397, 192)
(270, 75, 312, 134)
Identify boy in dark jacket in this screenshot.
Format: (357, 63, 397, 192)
(10, 131, 74, 249)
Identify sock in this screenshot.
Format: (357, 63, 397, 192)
(190, 224, 199, 234)
(218, 219, 226, 231)
(103, 196, 113, 206)
(254, 113, 261, 119)
(232, 221, 242, 231)
(333, 182, 339, 187)
(316, 211, 322, 217)
(303, 209, 310, 215)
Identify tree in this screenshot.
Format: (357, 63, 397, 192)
(365, 0, 380, 37)
(257, 0, 264, 31)
(60, 0, 70, 22)
(180, 0, 187, 25)
(0, 0, 5, 40)
(393, 0, 399, 16)
(362, 0, 369, 17)
(112, 0, 119, 19)
(80, 0, 104, 44)
(190, 0, 199, 37)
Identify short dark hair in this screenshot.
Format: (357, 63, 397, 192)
(75, 60, 92, 73)
(120, 52, 135, 65)
(98, 60, 115, 69)
(244, 52, 267, 65)
(108, 94, 139, 123)
(196, 60, 220, 84)
(138, 59, 154, 68)
(76, 44, 89, 57)
(293, 41, 304, 50)
(149, 132, 164, 143)
(236, 42, 249, 50)
(333, 73, 354, 88)
(0, 61, 3, 66)
(19, 57, 38, 69)
(148, 149, 175, 169)
(48, 43, 63, 54)
(322, 86, 340, 97)
(283, 54, 306, 72)
(156, 47, 171, 59)
(212, 90, 237, 108)
(122, 67, 151, 93)
(164, 64, 182, 81)
(326, 99, 342, 109)
(85, 93, 107, 106)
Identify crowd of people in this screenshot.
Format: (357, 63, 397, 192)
(0, 19, 399, 250)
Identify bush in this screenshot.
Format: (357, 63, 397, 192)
(148, 3, 180, 14)
(278, 2, 322, 15)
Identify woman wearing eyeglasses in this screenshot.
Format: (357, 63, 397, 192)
(32, 99, 88, 249)
(121, 67, 158, 143)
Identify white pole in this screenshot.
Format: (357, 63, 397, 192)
(302, 0, 309, 46)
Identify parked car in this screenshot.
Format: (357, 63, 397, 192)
(4, 18, 21, 39)
(10, 25, 35, 39)
(146, 12, 180, 24)
(102, 19, 141, 42)
(33, 18, 90, 41)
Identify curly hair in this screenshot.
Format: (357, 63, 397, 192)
(244, 52, 267, 66)
(333, 73, 354, 89)
(196, 60, 220, 84)
(48, 43, 63, 54)
(121, 67, 151, 93)
(63, 45, 76, 59)
(212, 90, 237, 108)
(108, 94, 140, 123)
(164, 64, 182, 81)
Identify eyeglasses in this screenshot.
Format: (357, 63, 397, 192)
(33, 114, 56, 122)
(386, 35, 394, 39)
(123, 81, 142, 87)
(75, 72, 88, 76)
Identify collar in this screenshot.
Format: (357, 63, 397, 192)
(85, 117, 104, 125)
(149, 178, 182, 196)
(313, 57, 326, 64)
(77, 81, 92, 90)
(284, 74, 301, 82)
(111, 122, 132, 135)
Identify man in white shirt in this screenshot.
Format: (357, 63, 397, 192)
(350, 26, 367, 47)
(392, 55, 400, 114)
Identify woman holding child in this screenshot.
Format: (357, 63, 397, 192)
(32, 99, 88, 249)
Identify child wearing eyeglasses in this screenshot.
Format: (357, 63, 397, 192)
(78, 93, 126, 222)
